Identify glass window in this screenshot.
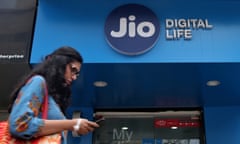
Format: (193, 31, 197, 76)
(93, 110, 204, 144)
(0, 0, 37, 63)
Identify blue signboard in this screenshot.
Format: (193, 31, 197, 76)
(31, 0, 240, 63)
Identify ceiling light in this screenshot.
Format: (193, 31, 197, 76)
(171, 126, 178, 130)
(93, 81, 108, 87)
(122, 127, 128, 130)
(206, 80, 220, 86)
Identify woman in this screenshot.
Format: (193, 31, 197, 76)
(8, 46, 99, 143)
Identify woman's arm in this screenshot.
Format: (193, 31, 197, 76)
(35, 118, 99, 137)
(9, 75, 99, 139)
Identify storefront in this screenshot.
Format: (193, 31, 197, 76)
(92, 111, 203, 144)
(30, 0, 240, 144)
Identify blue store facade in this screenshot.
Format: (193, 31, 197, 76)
(30, 0, 240, 143)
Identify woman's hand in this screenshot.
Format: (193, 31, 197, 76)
(75, 119, 99, 135)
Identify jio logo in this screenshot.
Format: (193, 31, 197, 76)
(105, 4, 160, 55)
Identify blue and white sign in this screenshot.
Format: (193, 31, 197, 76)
(105, 4, 160, 56)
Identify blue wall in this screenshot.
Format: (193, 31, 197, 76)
(204, 106, 240, 144)
(31, 0, 240, 144)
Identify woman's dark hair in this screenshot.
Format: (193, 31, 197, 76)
(8, 46, 83, 114)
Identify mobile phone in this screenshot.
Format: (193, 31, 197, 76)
(95, 117, 105, 124)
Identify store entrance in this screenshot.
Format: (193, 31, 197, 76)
(93, 110, 204, 144)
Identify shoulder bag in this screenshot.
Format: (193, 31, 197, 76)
(0, 82, 61, 144)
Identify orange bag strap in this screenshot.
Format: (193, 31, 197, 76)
(42, 81, 48, 119)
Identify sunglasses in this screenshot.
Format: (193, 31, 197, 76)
(70, 65, 80, 77)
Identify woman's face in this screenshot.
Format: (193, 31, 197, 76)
(64, 61, 81, 86)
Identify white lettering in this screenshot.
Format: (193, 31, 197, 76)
(0, 54, 24, 59)
(111, 15, 156, 38)
(125, 130, 133, 141)
(184, 29, 192, 39)
(191, 19, 198, 28)
(165, 19, 213, 29)
(178, 19, 187, 28)
(128, 15, 136, 37)
(113, 128, 122, 140)
(165, 18, 213, 40)
(111, 17, 127, 37)
(205, 19, 213, 29)
(166, 19, 174, 28)
(197, 19, 206, 29)
(112, 128, 133, 143)
(166, 29, 192, 40)
(137, 22, 155, 37)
